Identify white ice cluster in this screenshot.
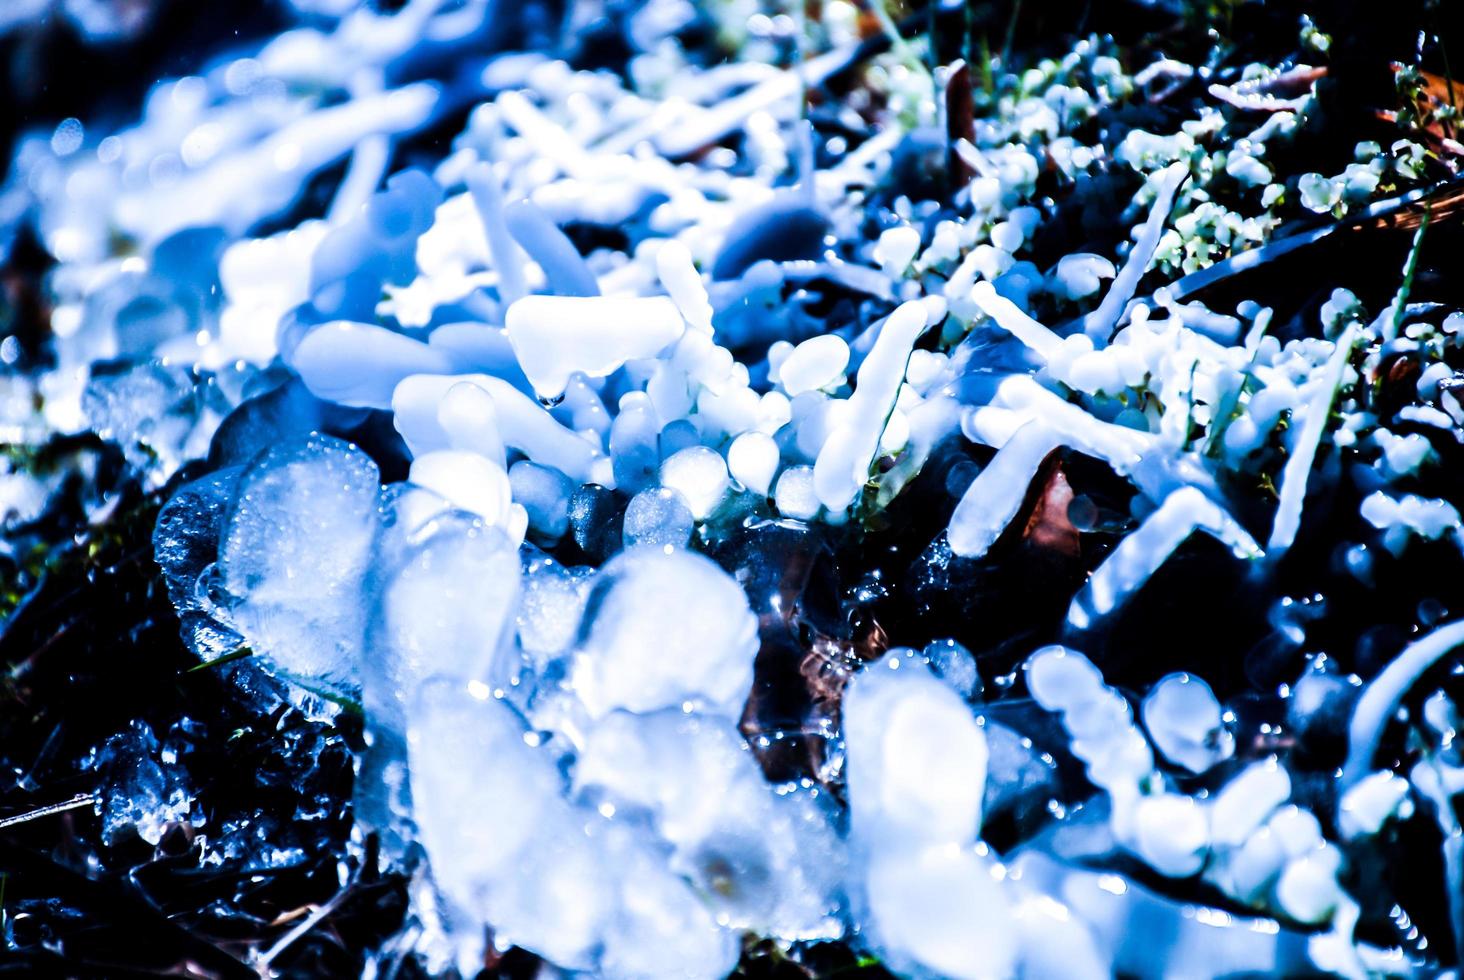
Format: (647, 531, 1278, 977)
(10, 2, 1464, 977)
(159, 427, 843, 975)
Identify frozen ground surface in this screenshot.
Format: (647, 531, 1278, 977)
(3, 0, 1464, 977)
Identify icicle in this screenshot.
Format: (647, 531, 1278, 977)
(1267, 323, 1360, 555)
(969, 280, 1063, 360)
(1076, 163, 1188, 345)
(1342, 618, 1464, 789)
(948, 420, 1060, 557)
(464, 161, 528, 306)
(1068, 486, 1261, 631)
(503, 199, 600, 297)
(812, 300, 927, 512)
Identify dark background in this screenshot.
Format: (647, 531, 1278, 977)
(0, 0, 292, 167)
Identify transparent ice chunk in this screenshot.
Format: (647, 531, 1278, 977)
(571, 546, 758, 719)
(842, 652, 988, 848)
(622, 485, 695, 550)
(574, 708, 843, 938)
(1140, 672, 1235, 774)
(218, 433, 380, 693)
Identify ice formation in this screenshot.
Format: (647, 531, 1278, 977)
(7, 0, 1464, 976)
(571, 545, 758, 720)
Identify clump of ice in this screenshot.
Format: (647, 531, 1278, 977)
(217, 433, 380, 693)
(408, 449, 526, 543)
(658, 445, 730, 521)
(1141, 672, 1235, 774)
(571, 546, 758, 720)
(408, 681, 739, 979)
(621, 486, 695, 550)
(373, 514, 522, 730)
(506, 295, 685, 401)
(843, 654, 989, 848)
(95, 721, 194, 846)
(575, 709, 844, 939)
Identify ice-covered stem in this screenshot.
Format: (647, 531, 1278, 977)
(871, 396, 963, 512)
(797, 120, 821, 202)
(1342, 618, 1464, 788)
(1266, 323, 1360, 555)
(968, 281, 1063, 359)
(651, 42, 859, 159)
(952, 378, 1188, 561)
(842, 654, 1016, 978)
(1028, 647, 1363, 962)
(1076, 163, 1189, 346)
(1025, 646, 1158, 833)
(813, 301, 928, 513)
(1205, 65, 1320, 113)
(464, 161, 528, 305)
(1134, 57, 1196, 89)
(118, 83, 439, 245)
(1360, 491, 1464, 556)
(655, 241, 714, 335)
(962, 376, 1149, 472)
(288, 0, 450, 81)
(290, 321, 454, 407)
(328, 131, 392, 225)
(948, 419, 1060, 557)
(503, 200, 600, 297)
(495, 90, 591, 179)
(408, 450, 525, 543)
(1068, 486, 1262, 631)
(327, 69, 393, 225)
(1010, 849, 1364, 979)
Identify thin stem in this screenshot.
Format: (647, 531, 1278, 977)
(0, 793, 96, 830)
(1388, 205, 1432, 342)
(255, 883, 355, 970)
(866, 0, 934, 106)
(1436, 10, 1458, 141)
(1001, 0, 1024, 70)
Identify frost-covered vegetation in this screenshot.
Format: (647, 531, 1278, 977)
(4, 0, 1464, 977)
